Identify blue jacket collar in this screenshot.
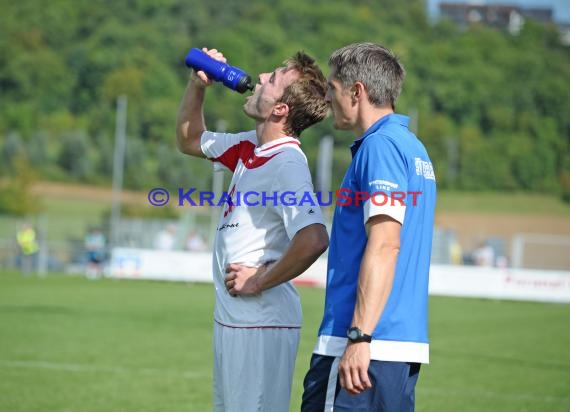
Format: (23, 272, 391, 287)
(349, 114, 409, 157)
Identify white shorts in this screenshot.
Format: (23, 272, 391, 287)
(213, 321, 301, 412)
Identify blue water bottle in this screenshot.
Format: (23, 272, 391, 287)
(185, 48, 254, 94)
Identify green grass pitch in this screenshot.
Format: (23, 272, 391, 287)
(1, 271, 569, 411)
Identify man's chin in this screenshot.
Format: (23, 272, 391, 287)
(242, 107, 262, 122)
(333, 120, 350, 131)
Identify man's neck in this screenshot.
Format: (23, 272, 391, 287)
(354, 106, 394, 137)
(255, 120, 293, 146)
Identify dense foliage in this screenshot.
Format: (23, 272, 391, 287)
(1, 0, 569, 201)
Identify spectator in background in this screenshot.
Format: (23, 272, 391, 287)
(85, 227, 106, 279)
(448, 230, 463, 265)
(450, 240, 463, 265)
(16, 222, 39, 275)
(154, 224, 177, 251)
(472, 240, 495, 267)
(186, 230, 206, 252)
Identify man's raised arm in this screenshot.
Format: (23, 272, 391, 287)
(176, 48, 226, 158)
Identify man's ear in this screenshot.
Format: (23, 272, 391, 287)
(273, 102, 290, 117)
(352, 82, 365, 102)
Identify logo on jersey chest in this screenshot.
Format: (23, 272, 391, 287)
(218, 222, 239, 231)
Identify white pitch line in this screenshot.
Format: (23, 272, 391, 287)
(0, 359, 204, 379)
(419, 386, 570, 404)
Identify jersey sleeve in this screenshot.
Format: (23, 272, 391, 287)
(271, 158, 326, 240)
(357, 136, 408, 225)
(200, 130, 257, 172)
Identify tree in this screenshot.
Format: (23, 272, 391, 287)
(57, 130, 93, 180)
(0, 156, 41, 216)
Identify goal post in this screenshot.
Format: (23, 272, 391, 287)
(511, 234, 570, 270)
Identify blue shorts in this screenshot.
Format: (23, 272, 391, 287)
(301, 354, 420, 412)
(87, 251, 104, 264)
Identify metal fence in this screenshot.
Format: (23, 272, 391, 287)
(2, 212, 569, 276)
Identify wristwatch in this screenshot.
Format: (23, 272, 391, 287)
(346, 327, 372, 343)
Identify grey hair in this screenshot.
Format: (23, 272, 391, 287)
(329, 42, 405, 109)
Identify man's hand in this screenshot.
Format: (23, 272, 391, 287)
(338, 342, 373, 395)
(224, 262, 272, 297)
(192, 48, 227, 87)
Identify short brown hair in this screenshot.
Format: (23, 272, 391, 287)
(280, 52, 329, 137)
(329, 42, 405, 110)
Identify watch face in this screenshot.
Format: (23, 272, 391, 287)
(347, 327, 360, 340)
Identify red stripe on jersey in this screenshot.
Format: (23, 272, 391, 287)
(258, 140, 301, 153)
(212, 140, 256, 172)
(213, 140, 292, 171)
(244, 152, 281, 169)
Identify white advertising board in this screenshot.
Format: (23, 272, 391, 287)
(109, 248, 570, 303)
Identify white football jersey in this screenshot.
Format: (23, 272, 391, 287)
(201, 130, 325, 327)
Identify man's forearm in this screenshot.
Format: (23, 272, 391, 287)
(351, 217, 401, 334)
(257, 224, 328, 291)
(176, 75, 207, 156)
(351, 244, 398, 334)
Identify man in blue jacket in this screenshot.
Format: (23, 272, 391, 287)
(302, 42, 437, 412)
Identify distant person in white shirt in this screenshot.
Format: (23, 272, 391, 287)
(153, 224, 176, 251)
(473, 241, 495, 267)
(186, 230, 206, 251)
(176, 47, 329, 412)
